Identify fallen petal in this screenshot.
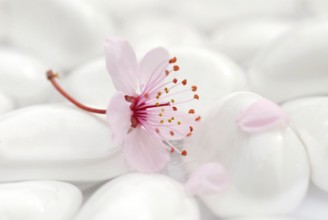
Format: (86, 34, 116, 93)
(236, 98, 289, 133)
(186, 162, 229, 196)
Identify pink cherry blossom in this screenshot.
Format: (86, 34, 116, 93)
(105, 37, 200, 172)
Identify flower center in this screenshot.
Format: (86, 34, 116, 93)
(125, 57, 201, 156)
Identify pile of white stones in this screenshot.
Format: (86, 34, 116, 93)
(1, 0, 328, 219)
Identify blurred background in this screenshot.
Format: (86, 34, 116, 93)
(1, 0, 328, 219)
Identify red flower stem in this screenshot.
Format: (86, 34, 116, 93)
(46, 70, 107, 114)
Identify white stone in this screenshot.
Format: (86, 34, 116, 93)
(0, 92, 14, 115)
(174, 0, 301, 30)
(225, 218, 295, 220)
(0, 0, 9, 42)
(0, 48, 50, 107)
(171, 48, 248, 114)
(283, 97, 328, 192)
(0, 104, 129, 182)
(0, 181, 82, 220)
(83, 0, 165, 22)
(7, 0, 115, 70)
(293, 184, 328, 219)
(249, 20, 328, 103)
(74, 173, 200, 220)
(184, 92, 309, 217)
(211, 19, 291, 66)
(304, 0, 328, 16)
(123, 17, 205, 55)
(63, 58, 115, 109)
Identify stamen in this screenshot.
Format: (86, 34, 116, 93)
(169, 57, 177, 64)
(195, 116, 201, 121)
(181, 150, 188, 156)
(194, 94, 199, 100)
(173, 65, 179, 71)
(188, 109, 195, 114)
(191, 85, 197, 92)
(173, 78, 178, 84)
(182, 79, 187, 85)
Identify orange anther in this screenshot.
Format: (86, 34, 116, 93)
(173, 78, 178, 84)
(191, 85, 197, 92)
(172, 106, 178, 111)
(169, 57, 177, 64)
(181, 150, 188, 156)
(188, 109, 195, 114)
(173, 65, 179, 71)
(195, 116, 201, 121)
(182, 79, 187, 85)
(194, 94, 199, 100)
(170, 131, 175, 136)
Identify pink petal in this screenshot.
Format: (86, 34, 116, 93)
(186, 162, 229, 196)
(236, 98, 289, 133)
(123, 127, 170, 172)
(105, 37, 138, 94)
(138, 47, 170, 90)
(107, 92, 132, 146)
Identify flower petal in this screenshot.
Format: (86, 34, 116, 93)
(107, 92, 132, 146)
(236, 98, 289, 133)
(138, 47, 170, 90)
(123, 127, 170, 172)
(105, 37, 138, 94)
(185, 162, 229, 196)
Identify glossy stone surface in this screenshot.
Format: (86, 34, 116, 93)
(0, 48, 49, 107)
(211, 19, 291, 66)
(184, 92, 309, 217)
(249, 21, 328, 102)
(0, 104, 129, 182)
(172, 48, 247, 113)
(63, 58, 115, 109)
(8, 0, 115, 70)
(225, 218, 295, 220)
(283, 97, 328, 192)
(174, 0, 300, 30)
(124, 17, 205, 55)
(74, 173, 200, 220)
(0, 181, 82, 220)
(0, 92, 14, 115)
